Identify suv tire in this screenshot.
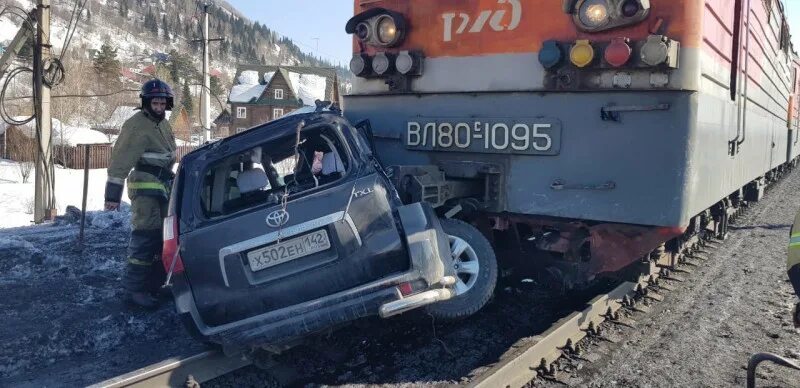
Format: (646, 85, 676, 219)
(425, 218, 497, 320)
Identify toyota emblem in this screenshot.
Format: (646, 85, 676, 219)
(265, 209, 290, 228)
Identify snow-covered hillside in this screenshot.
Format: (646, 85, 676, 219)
(0, 0, 348, 128)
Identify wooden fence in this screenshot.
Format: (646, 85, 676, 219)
(2, 139, 196, 169)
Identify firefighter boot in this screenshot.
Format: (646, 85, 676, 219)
(127, 291, 160, 310)
(125, 228, 163, 310)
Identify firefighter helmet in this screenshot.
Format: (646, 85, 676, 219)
(140, 79, 174, 110)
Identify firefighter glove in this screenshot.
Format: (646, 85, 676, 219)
(105, 180, 124, 204)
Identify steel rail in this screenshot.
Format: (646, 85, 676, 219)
(466, 259, 667, 388)
(88, 350, 250, 388)
(463, 181, 771, 388)
(465, 281, 638, 388)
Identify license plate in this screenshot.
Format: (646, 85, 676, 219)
(404, 118, 562, 155)
(247, 230, 331, 272)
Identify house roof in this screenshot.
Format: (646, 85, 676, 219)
(214, 109, 232, 125)
(230, 65, 337, 106)
(1, 117, 108, 146)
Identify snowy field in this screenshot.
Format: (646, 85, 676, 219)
(0, 159, 131, 228)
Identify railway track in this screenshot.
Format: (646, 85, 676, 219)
(88, 351, 250, 388)
(90, 171, 789, 388)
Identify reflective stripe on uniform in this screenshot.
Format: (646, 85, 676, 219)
(128, 257, 153, 266)
(128, 181, 167, 191)
(141, 151, 175, 159)
(789, 236, 800, 247)
(107, 176, 125, 185)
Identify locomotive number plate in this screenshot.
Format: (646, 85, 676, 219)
(405, 118, 562, 155)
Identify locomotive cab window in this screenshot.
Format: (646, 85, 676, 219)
(200, 126, 350, 217)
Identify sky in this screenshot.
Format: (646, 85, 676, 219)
(228, 0, 800, 65)
(226, 0, 354, 67)
(787, 1, 800, 49)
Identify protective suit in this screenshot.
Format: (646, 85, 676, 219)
(105, 79, 177, 309)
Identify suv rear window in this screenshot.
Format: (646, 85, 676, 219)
(200, 126, 350, 217)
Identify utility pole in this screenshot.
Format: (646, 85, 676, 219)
(34, 0, 55, 224)
(195, 3, 224, 143)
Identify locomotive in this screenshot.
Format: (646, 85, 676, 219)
(342, 0, 800, 294)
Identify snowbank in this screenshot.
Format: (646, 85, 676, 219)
(0, 159, 131, 228)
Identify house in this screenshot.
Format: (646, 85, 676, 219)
(228, 65, 338, 133)
(169, 106, 192, 142)
(1, 118, 108, 163)
(213, 109, 233, 138)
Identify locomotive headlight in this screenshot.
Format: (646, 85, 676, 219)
(568, 0, 651, 33)
(578, 0, 610, 29)
(355, 22, 371, 42)
(376, 16, 399, 45)
(621, 0, 640, 17)
(345, 9, 407, 48)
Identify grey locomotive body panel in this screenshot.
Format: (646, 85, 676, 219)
(344, 89, 787, 227)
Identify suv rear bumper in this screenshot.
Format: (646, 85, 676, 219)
(173, 202, 455, 355)
(173, 270, 449, 355)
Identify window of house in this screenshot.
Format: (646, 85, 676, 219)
(274, 89, 284, 99)
(236, 107, 247, 119)
(273, 108, 284, 119)
(200, 126, 350, 217)
(236, 127, 247, 134)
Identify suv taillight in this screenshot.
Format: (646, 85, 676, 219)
(162, 215, 184, 274)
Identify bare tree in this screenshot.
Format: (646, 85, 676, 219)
(19, 160, 33, 184)
(7, 128, 36, 183)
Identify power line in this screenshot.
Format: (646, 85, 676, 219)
(3, 88, 141, 101)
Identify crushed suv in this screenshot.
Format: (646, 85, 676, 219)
(161, 108, 497, 355)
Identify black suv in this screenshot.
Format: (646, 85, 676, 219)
(162, 109, 496, 355)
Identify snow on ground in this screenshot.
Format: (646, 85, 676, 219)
(0, 159, 130, 228)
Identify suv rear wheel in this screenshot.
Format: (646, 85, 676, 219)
(425, 218, 497, 320)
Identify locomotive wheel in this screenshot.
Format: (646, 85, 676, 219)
(425, 218, 498, 320)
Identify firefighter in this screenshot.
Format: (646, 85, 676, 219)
(104, 79, 177, 309)
(788, 210, 800, 327)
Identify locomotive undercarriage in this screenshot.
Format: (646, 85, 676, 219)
(395, 160, 797, 292)
(505, 161, 795, 291)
